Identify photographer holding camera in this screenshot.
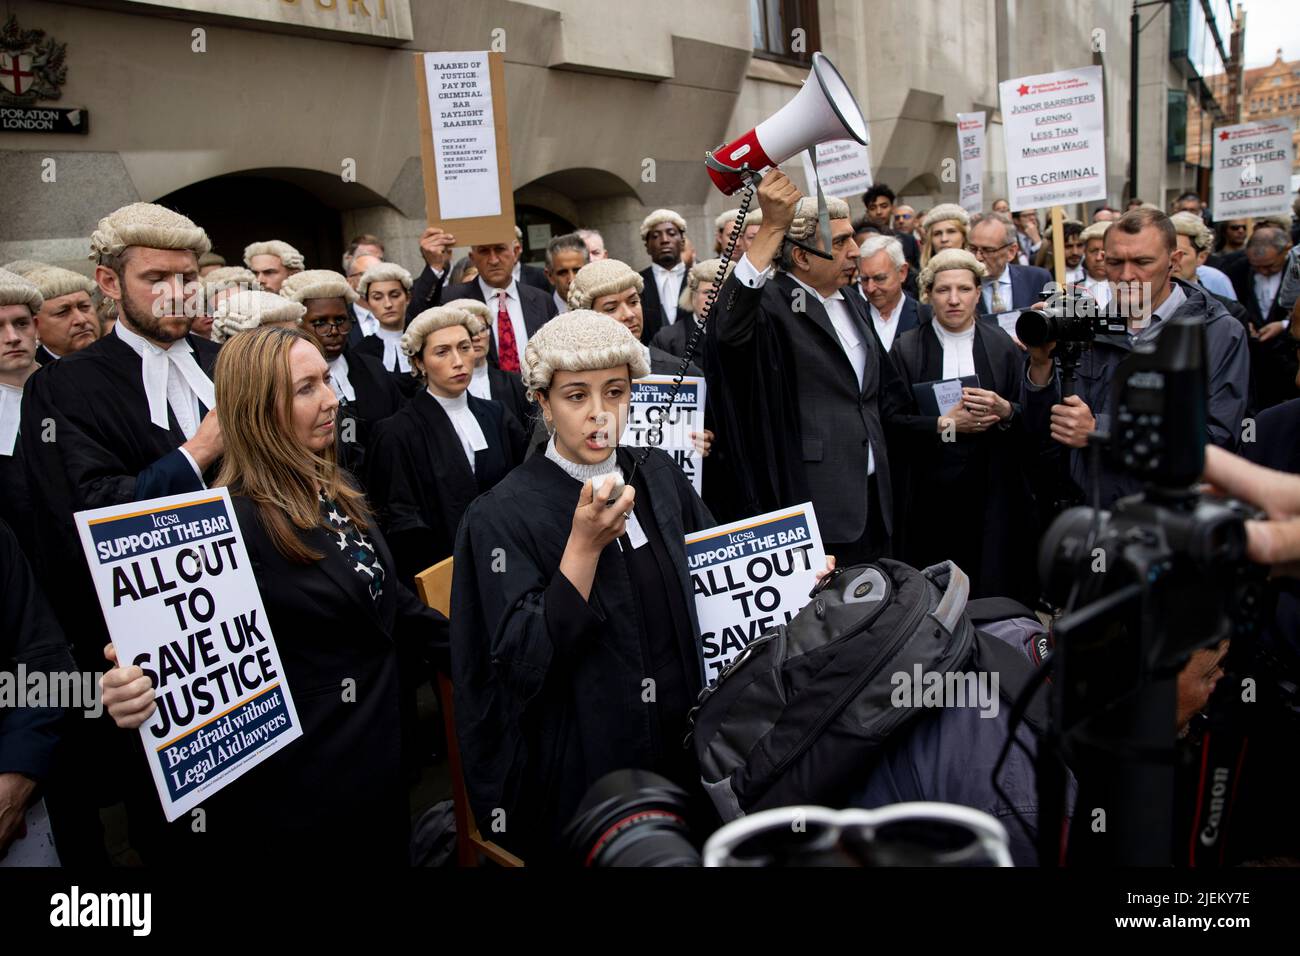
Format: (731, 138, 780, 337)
(1024, 207, 1250, 507)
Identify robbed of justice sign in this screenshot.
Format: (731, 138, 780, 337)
(74, 488, 302, 822)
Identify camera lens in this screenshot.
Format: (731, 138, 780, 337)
(562, 769, 700, 867)
(1015, 308, 1057, 348)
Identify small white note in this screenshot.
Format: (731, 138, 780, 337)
(931, 379, 965, 415)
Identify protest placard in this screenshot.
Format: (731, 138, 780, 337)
(685, 503, 826, 685)
(1211, 119, 1296, 221)
(957, 112, 986, 214)
(413, 50, 516, 246)
(74, 489, 301, 822)
(802, 139, 873, 199)
(1000, 65, 1107, 209)
(622, 375, 707, 495)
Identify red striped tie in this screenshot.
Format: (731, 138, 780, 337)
(496, 290, 520, 372)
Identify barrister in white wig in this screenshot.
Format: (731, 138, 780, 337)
(366, 305, 526, 585)
(353, 262, 421, 398)
(23, 202, 221, 664)
(23, 264, 99, 363)
(638, 208, 689, 344)
(282, 269, 402, 480)
(444, 296, 531, 427)
(919, 203, 971, 268)
(450, 311, 724, 861)
(708, 171, 912, 553)
(888, 248, 1037, 603)
(209, 289, 306, 344)
(0, 269, 43, 558)
(243, 238, 305, 293)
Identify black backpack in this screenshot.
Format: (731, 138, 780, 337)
(688, 559, 981, 820)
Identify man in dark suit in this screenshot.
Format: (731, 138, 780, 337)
(969, 212, 1053, 314)
(1227, 223, 1295, 410)
(862, 184, 920, 273)
(437, 236, 557, 372)
(709, 173, 910, 564)
(638, 208, 689, 346)
(853, 234, 927, 352)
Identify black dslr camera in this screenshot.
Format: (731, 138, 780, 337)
(1015, 283, 1126, 351)
(1032, 312, 1272, 866)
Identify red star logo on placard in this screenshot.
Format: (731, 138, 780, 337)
(1219, 130, 1229, 140)
(1017, 84, 1030, 96)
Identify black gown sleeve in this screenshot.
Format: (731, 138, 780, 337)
(0, 519, 76, 782)
(22, 368, 203, 510)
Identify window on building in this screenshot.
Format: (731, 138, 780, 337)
(751, 0, 821, 65)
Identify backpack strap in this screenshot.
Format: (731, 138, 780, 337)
(973, 630, 1050, 734)
(922, 561, 970, 634)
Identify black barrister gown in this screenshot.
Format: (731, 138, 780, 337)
(366, 390, 527, 586)
(451, 446, 715, 861)
(888, 319, 1038, 605)
(335, 347, 404, 482)
(0, 425, 35, 561)
(20, 331, 219, 665)
(131, 494, 449, 866)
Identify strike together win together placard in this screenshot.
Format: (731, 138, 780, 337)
(75, 490, 301, 821)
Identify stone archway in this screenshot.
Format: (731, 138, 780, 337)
(156, 168, 395, 274)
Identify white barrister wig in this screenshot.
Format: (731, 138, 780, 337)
(714, 208, 741, 233)
(785, 196, 852, 243)
(401, 306, 480, 376)
(441, 297, 490, 336)
(520, 310, 651, 402)
(202, 266, 258, 291)
(1, 259, 48, 276)
(742, 207, 763, 230)
(1079, 222, 1111, 243)
(356, 262, 413, 297)
(1170, 212, 1215, 253)
(242, 239, 306, 271)
(0, 268, 43, 314)
(24, 265, 95, 303)
(920, 203, 972, 232)
(198, 251, 226, 269)
(278, 269, 358, 305)
(566, 258, 643, 311)
(89, 202, 211, 261)
(680, 257, 736, 310)
(917, 248, 988, 302)
(639, 208, 688, 240)
(210, 290, 307, 344)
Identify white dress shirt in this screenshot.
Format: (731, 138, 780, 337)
(982, 270, 1014, 314)
(431, 389, 488, 472)
(329, 353, 356, 402)
(650, 261, 687, 326)
(468, 362, 492, 402)
(734, 255, 875, 475)
(0, 383, 21, 456)
(868, 296, 906, 353)
(1066, 265, 1085, 285)
(113, 320, 213, 480)
(553, 290, 568, 314)
(931, 322, 977, 379)
(374, 325, 410, 374)
(1254, 270, 1283, 319)
(479, 277, 530, 356)
(353, 303, 379, 338)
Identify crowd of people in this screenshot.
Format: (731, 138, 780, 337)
(4, 164, 1300, 867)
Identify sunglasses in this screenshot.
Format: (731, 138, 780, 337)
(703, 803, 1014, 867)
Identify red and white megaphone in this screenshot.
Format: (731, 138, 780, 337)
(706, 52, 868, 194)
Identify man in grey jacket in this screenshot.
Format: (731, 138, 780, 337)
(1023, 207, 1250, 507)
